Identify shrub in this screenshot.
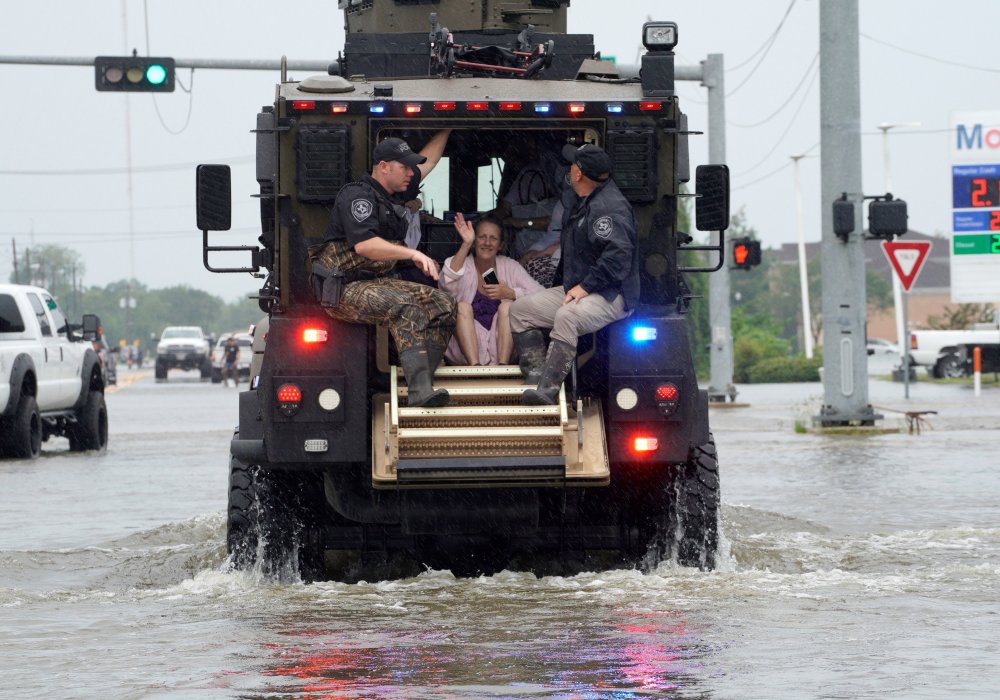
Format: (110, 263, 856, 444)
(747, 356, 822, 383)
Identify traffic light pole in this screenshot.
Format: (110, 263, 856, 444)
(0, 55, 335, 72)
(815, 0, 878, 427)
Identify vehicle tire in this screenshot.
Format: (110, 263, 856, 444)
(200, 357, 213, 381)
(1, 394, 42, 459)
(69, 390, 108, 452)
(670, 435, 720, 570)
(934, 354, 965, 379)
(227, 444, 325, 581)
(155, 358, 168, 381)
(211, 368, 222, 384)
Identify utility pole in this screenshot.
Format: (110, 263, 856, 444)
(11, 239, 18, 284)
(791, 154, 814, 359)
(703, 53, 735, 402)
(816, 0, 877, 426)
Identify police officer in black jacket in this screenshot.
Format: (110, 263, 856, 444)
(510, 143, 639, 405)
(311, 136, 457, 407)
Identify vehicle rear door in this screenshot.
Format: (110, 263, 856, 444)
(42, 294, 81, 405)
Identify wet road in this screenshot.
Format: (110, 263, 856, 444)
(2, 368, 998, 698)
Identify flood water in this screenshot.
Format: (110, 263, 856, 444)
(2, 369, 998, 698)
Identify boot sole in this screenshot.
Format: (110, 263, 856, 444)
(409, 389, 450, 408)
(521, 389, 556, 406)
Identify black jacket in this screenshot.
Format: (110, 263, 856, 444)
(324, 173, 418, 246)
(555, 179, 639, 309)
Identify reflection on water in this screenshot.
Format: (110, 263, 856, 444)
(4, 380, 1000, 698)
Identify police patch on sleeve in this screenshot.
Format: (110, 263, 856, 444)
(593, 216, 613, 239)
(351, 198, 373, 223)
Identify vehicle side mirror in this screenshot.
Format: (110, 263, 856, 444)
(81, 314, 100, 342)
(196, 164, 232, 231)
(695, 164, 730, 231)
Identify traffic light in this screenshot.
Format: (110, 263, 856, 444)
(868, 196, 908, 239)
(95, 56, 175, 92)
(731, 237, 761, 270)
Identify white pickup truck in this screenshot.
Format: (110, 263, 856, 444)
(0, 284, 108, 458)
(909, 318, 1000, 378)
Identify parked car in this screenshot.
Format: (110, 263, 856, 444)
(866, 338, 900, 356)
(211, 332, 253, 384)
(93, 335, 117, 386)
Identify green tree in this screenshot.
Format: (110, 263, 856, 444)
(926, 303, 996, 330)
(9, 243, 86, 317)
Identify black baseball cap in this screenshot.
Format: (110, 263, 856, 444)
(562, 143, 613, 182)
(373, 137, 427, 166)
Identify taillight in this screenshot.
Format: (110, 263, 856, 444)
(498, 101, 522, 111)
(302, 328, 328, 344)
(404, 103, 422, 114)
(568, 103, 585, 114)
(291, 100, 315, 111)
(655, 383, 679, 416)
(277, 383, 302, 416)
(466, 101, 489, 111)
(910, 334, 917, 350)
(633, 436, 659, 452)
(639, 101, 663, 112)
(433, 101, 457, 111)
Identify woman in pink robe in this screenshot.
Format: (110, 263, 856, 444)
(440, 214, 544, 365)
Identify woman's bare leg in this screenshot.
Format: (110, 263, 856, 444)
(455, 301, 480, 365)
(497, 301, 513, 364)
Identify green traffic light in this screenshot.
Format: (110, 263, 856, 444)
(146, 64, 168, 85)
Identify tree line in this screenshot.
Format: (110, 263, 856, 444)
(9, 243, 262, 352)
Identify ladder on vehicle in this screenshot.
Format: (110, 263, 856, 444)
(371, 364, 608, 487)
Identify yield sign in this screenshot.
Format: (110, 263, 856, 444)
(881, 240, 932, 292)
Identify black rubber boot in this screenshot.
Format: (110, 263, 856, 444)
(426, 342, 446, 375)
(522, 339, 576, 406)
(513, 329, 547, 385)
(399, 347, 449, 407)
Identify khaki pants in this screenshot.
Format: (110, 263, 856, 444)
(509, 286, 629, 348)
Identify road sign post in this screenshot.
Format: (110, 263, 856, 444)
(882, 240, 932, 398)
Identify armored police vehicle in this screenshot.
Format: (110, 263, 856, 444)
(197, 0, 730, 580)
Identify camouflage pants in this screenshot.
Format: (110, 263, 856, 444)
(323, 277, 457, 353)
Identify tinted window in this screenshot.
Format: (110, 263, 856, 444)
(27, 294, 52, 337)
(0, 294, 26, 333)
(43, 294, 68, 335)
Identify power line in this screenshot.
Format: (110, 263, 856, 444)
(727, 0, 798, 72)
(0, 155, 252, 176)
(733, 141, 819, 191)
(733, 65, 819, 177)
(726, 0, 799, 96)
(861, 32, 1000, 74)
(729, 52, 818, 129)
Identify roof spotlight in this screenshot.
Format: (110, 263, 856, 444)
(642, 22, 678, 51)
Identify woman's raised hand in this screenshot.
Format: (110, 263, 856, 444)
(453, 212, 476, 247)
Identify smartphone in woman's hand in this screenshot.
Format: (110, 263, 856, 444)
(482, 268, 500, 285)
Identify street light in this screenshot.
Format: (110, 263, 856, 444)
(877, 122, 920, 349)
(791, 153, 816, 359)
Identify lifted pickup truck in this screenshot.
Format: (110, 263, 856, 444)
(0, 284, 107, 458)
(909, 316, 1000, 378)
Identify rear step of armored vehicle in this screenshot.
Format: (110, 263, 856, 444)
(373, 365, 609, 488)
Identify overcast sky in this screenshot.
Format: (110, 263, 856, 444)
(2, 0, 998, 302)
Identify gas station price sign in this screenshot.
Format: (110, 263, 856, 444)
(950, 110, 1000, 301)
(952, 164, 1000, 232)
